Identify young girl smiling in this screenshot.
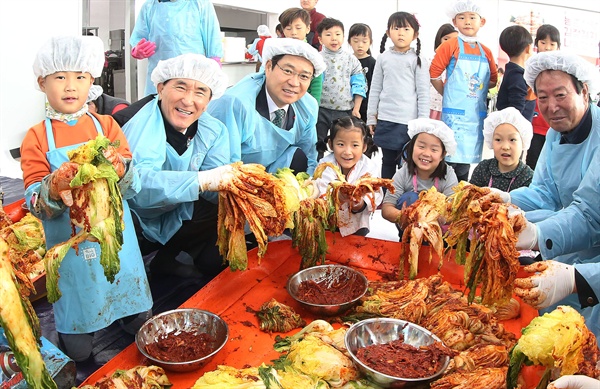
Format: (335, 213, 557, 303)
(381, 118, 458, 226)
(314, 116, 381, 236)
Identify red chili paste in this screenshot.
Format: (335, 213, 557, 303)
(145, 330, 216, 362)
(356, 336, 453, 378)
(296, 269, 364, 305)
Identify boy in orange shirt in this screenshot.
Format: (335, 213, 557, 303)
(430, 0, 498, 182)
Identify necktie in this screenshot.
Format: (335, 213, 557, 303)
(272, 109, 285, 129)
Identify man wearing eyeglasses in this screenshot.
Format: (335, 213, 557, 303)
(208, 38, 326, 174)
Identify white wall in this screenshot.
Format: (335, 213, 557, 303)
(0, 0, 81, 178)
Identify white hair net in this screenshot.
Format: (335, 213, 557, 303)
(33, 36, 105, 82)
(262, 38, 326, 77)
(257, 25, 271, 36)
(87, 85, 103, 103)
(408, 118, 457, 156)
(524, 51, 599, 98)
(446, 0, 484, 19)
(483, 107, 533, 151)
(151, 53, 228, 98)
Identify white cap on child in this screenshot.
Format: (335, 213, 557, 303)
(408, 118, 457, 157)
(262, 38, 326, 77)
(524, 51, 599, 98)
(87, 85, 103, 103)
(257, 25, 271, 36)
(151, 53, 228, 98)
(33, 36, 105, 82)
(446, 0, 484, 19)
(483, 107, 533, 151)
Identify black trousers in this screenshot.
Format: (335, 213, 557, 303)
(133, 196, 225, 279)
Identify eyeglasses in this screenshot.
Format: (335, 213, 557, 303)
(275, 63, 313, 83)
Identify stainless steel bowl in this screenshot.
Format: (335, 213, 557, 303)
(345, 318, 450, 388)
(135, 308, 228, 372)
(286, 264, 368, 316)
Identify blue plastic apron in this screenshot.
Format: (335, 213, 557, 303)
(442, 38, 490, 164)
(44, 114, 152, 334)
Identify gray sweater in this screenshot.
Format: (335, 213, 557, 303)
(366, 48, 430, 126)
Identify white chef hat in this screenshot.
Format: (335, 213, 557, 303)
(483, 107, 533, 151)
(257, 25, 271, 36)
(408, 118, 457, 156)
(446, 0, 484, 19)
(262, 38, 326, 77)
(87, 85, 103, 103)
(524, 51, 599, 98)
(151, 53, 228, 99)
(33, 36, 105, 83)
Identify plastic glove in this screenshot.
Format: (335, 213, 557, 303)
(197, 165, 234, 192)
(302, 179, 320, 199)
(210, 56, 222, 68)
(102, 146, 125, 178)
(131, 38, 156, 59)
(48, 162, 80, 205)
(514, 261, 576, 309)
(547, 375, 600, 389)
(516, 220, 538, 250)
(486, 187, 511, 203)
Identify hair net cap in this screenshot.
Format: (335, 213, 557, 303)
(151, 53, 228, 98)
(446, 0, 484, 19)
(257, 25, 271, 36)
(524, 51, 599, 97)
(483, 107, 533, 151)
(262, 38, 326, 77)
(87, 85, 103, 103)
(408, 118, 457, 156)
(33, 36, 105, 80)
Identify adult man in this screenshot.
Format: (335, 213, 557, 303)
(113, 53, 231, 279)
(207, 38, 326, 175)
(300, 0, 325, 50)
(493, 51, 600, 337)
(130, 0, 223, 96)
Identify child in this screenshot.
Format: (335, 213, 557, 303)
(248, 24, 271, 70)
(314, 116, 382, 236)
(20, 36, 152, 362)
(381, 118, 458, 225)
(430, 24, 458, 120)
(470, 107, 534, 191)
(300, 0, 325, 50)
(316, 17, 367, 160)
(348, 23, 376, 123)
(367, 12, 430, 179)
(526, 24, 561, 170)
(279, 7, 323, 104)
(430, 0, 498, 182)
(496, 25, 535, 121)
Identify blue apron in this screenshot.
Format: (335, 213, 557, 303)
(44, 114, 152, 334)
(442, 38, 490, 164)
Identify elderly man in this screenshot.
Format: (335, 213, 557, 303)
(490, 52, 600, 339)
(207, 38, 326, 175)
(113, 53, 232, 279)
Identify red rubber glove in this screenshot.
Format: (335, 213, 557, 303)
(131, 38, 156, 59)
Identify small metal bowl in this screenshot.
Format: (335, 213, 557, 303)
(135, 308, 228, 372)
(345, 318, 450, 388)
(286, 264, 368, 316)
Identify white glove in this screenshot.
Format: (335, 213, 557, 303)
(548, 375, 600, 389)
(516, 220, 538, 250)
(514, 261, 576, 309)
(197, 165, 234, 192)
(302, 179, 320, 199)
(487, 187, 511, 203)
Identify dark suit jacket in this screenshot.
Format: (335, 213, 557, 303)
(255, 83, 295, 130)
